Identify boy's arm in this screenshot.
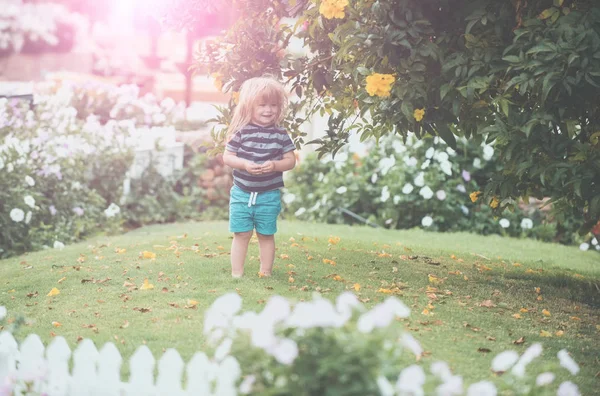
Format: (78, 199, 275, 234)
(262, 151, 296, 173)
(223, 150, 262, 174)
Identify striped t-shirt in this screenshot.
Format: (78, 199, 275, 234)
(225, 123, 296, 192)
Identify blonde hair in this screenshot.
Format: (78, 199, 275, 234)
(227, 76, 288, 137)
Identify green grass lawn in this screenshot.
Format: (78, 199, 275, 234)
(1, 220, 599, 391)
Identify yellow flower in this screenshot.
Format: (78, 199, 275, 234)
(319, 0, 349, 19)
(365, 73, 395, 97)
(469, 191, 482, 203)
(211, 72, 224, 91)
(490, 197, 499, 208)
(413, 108, 425, 122)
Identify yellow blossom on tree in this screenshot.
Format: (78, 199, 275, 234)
(413, 108, 425, 122)
(365, 73, 395, 97)
(490, 197, 500, 208)
(211, 72, 224, 91)
(319, 0, 349, 19)
(470, 191, 482, 202)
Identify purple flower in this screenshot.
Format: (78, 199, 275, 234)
(49, 205, 57, 216)
(73, 207, 84, 216)
(461, 170, 471, 182)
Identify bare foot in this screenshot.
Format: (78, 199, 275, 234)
(232, 272, 243, 278)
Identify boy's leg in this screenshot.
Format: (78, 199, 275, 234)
(231, 231, 253, 277)
(257, 233, 275, 276)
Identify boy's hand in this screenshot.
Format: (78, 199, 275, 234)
(261, 161, 276, 173)
(245, 161, 263, 175)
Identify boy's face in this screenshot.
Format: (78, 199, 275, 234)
(252, 100, 279, 127)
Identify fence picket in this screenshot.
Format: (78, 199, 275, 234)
(127, 345, 156, 396)
(96, 342, 123, 396)
(0, 331, 19, 383)
(44, 336, 71, 396)
(16, 334, 46, 394)
(69, 339, 99, 396)
(156, 348, 185, 396)
(185, 352, 213, 395)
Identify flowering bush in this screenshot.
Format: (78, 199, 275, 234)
(0, 0, 85, 57)
(200, 292, 582, 395)
(283, 135, 593, 247)
(0, 80, 221, 259)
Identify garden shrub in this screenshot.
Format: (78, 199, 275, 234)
(283, 135, 591, 247)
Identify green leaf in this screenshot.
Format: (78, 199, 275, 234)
(553, 0, 564, 7)
(357, 67, 371, 76)
(542, 73, 558, 102)
(435, 123, 457, 149)
(440, 84, 451, 101)
(502, 55, 521, 63)
(539, 7, 557, 20)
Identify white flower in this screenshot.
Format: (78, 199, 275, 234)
(460, 205, 469, 216)
(393, 195, 401, 204)
(499, 218, 510, 228)
(446, 147, 456, 156)
(396, 365, 425, 395)
(436, 152, 449, 162)
(10, 208, 25, 222)
(421, 216, 433, 227)
(214, 338, 233, 361)
(25, 211, 32, 224)
(0, 156, 4, 170)
(440, 161, 452, 176)
(421, 159, 431, 170)
(473, 158, 482, 169)
(557, 381, 581, 396)
(377, 375, 395, 396)
(392, 140, 406, 153)
(53, 241, 65, 250)
(336, 186, 347, 194)
(592, 238, 598, 246)
(282, 193, 296, 204)
(456, 184, 467, 193)
(520, 218, 533, 229)
(558, 350, 580, 375)
(404, 156, 418, 167)
(371, 173, 378, 183)
(0, 306, 6, 320)
(379, 156, 396, 175)
(425, 147, 435, 159)
(270, 339, 298, 365)
(24, 195, 35, 208)
(239, 375, 256, 394)
(491, 350, 519, 372)
(419, 186, 434, 200)
(483, 145, 495, 161)
(336, 291, 362, 317)
(402, 183, 414, 194)
(380, 186, 390, 202)
(512, 343, 543, 377)
(25, 176, 35, 186)
(400, 333, 423, 359)
(204, 293, 243, 335)
(436, 376, 463, 396)
(579, 243, 589, 251)
(436, 190, 446, 200)
(104, 203, 121, 218)
(294, 207, 306, 217)
(467, 381, 497, 396)
(535, 372, 555, 386)
(414, 172, 425, 187)
(261, 296, 291, 324)
(430, 361, 452, 382)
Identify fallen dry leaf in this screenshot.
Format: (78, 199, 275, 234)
(392, 266, 398, 273)
(513, 337, 525, 345)
(328, 236, 341, 245)
(187, 299, 199, 307)
(540, 330, 552, 337)
(133, 307, 152, 313)
(52, 321, 62, 328)
(512, 313, 522, 319)
(120, 320, 129, 329)
(477, 348, 491, 353)
(555, 330, 564, 337)
(520, 308, 529, 313)
(322, 258, 336, 266)
(428, 274, 444, 285)
(140, 279, 154, 290)
(288, 277, 295, 283)
(280, 254, 289, 259)
(141, 251, 156, 259)
(480, 300, 496, 308)
(353, 283, 361, 292)
(47, 288, 60, 297)
(542, 309, 551, 317)
(57, 277, 66, 284)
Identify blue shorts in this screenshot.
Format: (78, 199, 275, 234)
(229, 185, 281, 235)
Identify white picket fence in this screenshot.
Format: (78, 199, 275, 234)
(0, 331, 240, 396)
